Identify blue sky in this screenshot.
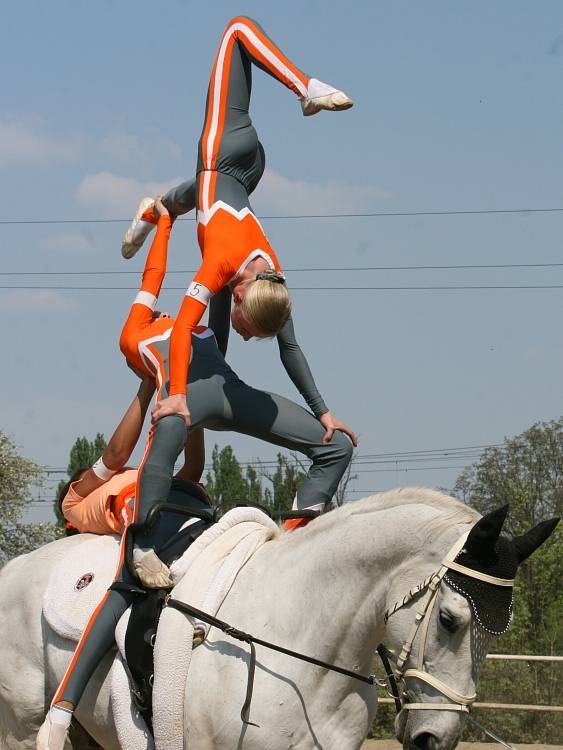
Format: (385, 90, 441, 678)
(2, 1, 562, 521)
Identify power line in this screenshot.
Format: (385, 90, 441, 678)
(38, 463, 475, 484)
(2, 262, 562, 276)
(41, 443, 500, 476)
(2, 284, 562, 291)
(2, 206, 563, 226)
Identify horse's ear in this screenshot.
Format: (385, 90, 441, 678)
(465, 505, 509, 559)
(513, 518, 559, 563)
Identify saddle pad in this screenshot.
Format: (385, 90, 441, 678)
(42, 509, 278, 750)
(43, 534, 121, 641)
(152, 507, 279, 750)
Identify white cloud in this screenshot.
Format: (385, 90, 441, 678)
(251, 168, 391, 215)
(0, 114, 183, 172)
(46, 229, 98, 253)
(0, 290, 76, 313)
(0, 115, 82, 167)
(75, 172, 184, 215)
(98, 131, 183, 165)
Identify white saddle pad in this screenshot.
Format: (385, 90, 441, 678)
(43, 534, 121, 641)
(42, 508, 279, 750)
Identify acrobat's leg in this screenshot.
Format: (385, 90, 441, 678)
(37, 547, 136, 749)
(119, 214, 172, 367)
(196, 16, 352, 210)
(161, 178, 196, 217)
(219, 379, 353, 511)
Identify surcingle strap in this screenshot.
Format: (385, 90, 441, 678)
(124, 588, 168, 727)
(112, 517, 216, 729)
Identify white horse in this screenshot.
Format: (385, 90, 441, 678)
(0, 487, 556, 750)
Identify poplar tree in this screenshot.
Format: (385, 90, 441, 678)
(0, 431, 59, 562)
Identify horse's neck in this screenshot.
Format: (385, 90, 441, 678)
(228, 504, 445, 677)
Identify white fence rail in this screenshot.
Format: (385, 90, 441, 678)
(378, 653, 562, 713)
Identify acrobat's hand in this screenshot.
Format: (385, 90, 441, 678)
(153, 195, 170, 218)
(319, 411, 358, 447)
(151, 394, 191, 428)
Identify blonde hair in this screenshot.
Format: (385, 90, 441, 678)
(240, 273, 292, 336)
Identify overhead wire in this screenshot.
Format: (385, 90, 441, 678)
(2, 284, 561, 291)
(2, 206, 563, 225)
(40, 443, 501, 476)
(2, 262, 562, 276)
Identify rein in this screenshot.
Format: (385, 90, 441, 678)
(164, 596, 377, 727)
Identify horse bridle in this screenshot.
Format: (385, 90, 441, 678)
(381, 531, 514, 713)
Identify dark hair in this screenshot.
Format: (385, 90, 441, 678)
(58, 466, 88, 535)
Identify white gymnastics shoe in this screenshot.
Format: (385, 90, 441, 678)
(121, 196, 156, 259)
(133, 548, 173, 589)
(301, 78, 353, 116)
(36, 709, 71, 750)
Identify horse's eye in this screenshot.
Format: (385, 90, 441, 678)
(439, 610, 459, 633)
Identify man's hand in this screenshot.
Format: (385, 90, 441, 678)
(151, 394, 191, 428)
(319, 411, 358, 446)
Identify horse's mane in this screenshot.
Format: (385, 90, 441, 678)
(351, 486, 477, 516)
(311, 486, 480, 543)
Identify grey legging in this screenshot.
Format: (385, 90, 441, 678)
(138, 332, 351, 521)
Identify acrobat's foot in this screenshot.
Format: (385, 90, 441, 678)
(36, 708, 71, 750)
(301, 78, 353, 117)
(121, 196, 156, 259)
(133, 548, 173, 589)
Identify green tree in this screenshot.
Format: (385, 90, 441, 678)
(206, 445, 251, 512)
(259, 453, 306, 513)
(0, 431, 60, 563)
(55, 433, 107, 523)
(245, 464, 264, 506)
(453, 418, 562, 743)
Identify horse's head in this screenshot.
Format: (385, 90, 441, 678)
(384, 505, 558, 750)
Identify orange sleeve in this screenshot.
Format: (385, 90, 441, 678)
(61, 470, 137, 535)
(62, 481, 120, 535)
(168, 256, 232, 396)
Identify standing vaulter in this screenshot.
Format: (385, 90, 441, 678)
(121, 16, 353, 433)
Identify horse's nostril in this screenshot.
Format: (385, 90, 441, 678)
(413, 732, 439, 750)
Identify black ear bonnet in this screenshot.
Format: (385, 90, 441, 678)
(444, 508, 559, 635)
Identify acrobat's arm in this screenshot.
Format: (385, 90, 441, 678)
(70, 377, 156, 498)
(276, 316, 328, 418)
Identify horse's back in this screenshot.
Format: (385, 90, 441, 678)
(0, 535, 97, 748)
